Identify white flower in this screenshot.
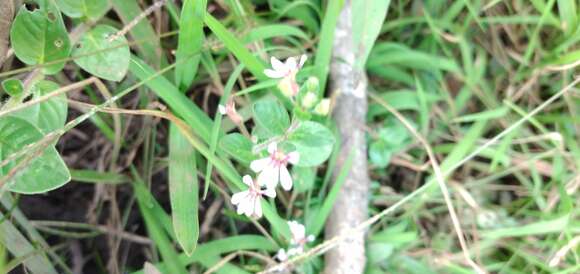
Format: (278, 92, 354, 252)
(231, 175, 276, 218)
(218, 104, 226, 115)
(275, 248, 288, 261)
(273, 221, 315, 263)
(288, 220, 315, 247)
(250, 142, 299, 190)
(264, 55, 307, 97)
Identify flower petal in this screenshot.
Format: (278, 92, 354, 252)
(276, 249, 288, 261)
(279, 165, 293, 191)
(243, 197, 255, 217)
(242, 175, 254, 187)
(262, 187, 276, 198)
(231, 190, 248, 205)
(253, 197, 262, 218)
(288, 221, 306, 240)
(285, 57, 297, 71)
(287, 151, 299, 165)
(267, 142, 278, 154)
(236, 196, 249, 214)
(264, 68, 285, 79)
(271, 56, 286, 72)
(250, 157, 270, 172)
(257, 161, 279, 187)
(298, 54, 307, 68)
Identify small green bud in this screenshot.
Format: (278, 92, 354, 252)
(314, 99, 331, 116)
(301, 92, 318, 109)
(305, 76, 319, 93)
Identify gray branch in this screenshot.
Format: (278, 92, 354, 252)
(324, 1, 370, 273)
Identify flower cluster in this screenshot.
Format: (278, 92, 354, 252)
(227, 55, 322, 266)
(264, 55, 332, 116)
(276, 221, 315, 261)
(231, 142, 299, 218)
(264, 55, 307, 98)
(230, 55, 315, 219)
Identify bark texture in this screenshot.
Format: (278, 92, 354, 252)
(324, 1, 370, 273)
(0, 0, 14, 67)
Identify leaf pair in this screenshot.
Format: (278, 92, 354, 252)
(11, 3, 130, 81)
(0, 81, 70, 194)
(221, 99, 335, 167)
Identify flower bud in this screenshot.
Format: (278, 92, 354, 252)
(301, 92, 318, 109)
(222, 100, 243, 125)
(313, 99, 331, 116)
(305, 76, 319, 93)
(278, 77, 299, 98)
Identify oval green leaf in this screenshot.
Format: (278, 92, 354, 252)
(219, 133, 255, 164)
(10, 6, 71, 74)
(168, 124, 199, 256)
(73, 25, 130, 81)
(0, 117, 71, 194)
(2, 78, 24, 97)
(56, 0, 109, 21)
(11, 80, 68, 134)
(252, 99, 290, 138)
(287, 121, 335, 167)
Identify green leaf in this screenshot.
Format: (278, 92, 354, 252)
(219, 133, 255, 164)
(481, 214, 570, 239)
(10, 5, 71, 74)
(174, 0, 207, 91)
(367, 243, 394, 265)
(11, 80, 67, 134)
(287, 121, 335, 167)
(0, 117, 70, 194)
(134, 177, 189, 274)
(369, 116, 412, 168)
(369, 140, 393, 168)
(168, 124, 199, 256)
(557, 0, 578, 36)
(112, 0, 168, 68)
(314, 0, 343, 92)
(352, 0, 391, 68)
(204, 13, 266, 80)
(292, 166, 316, 193)
(55, 0, 109, 21)
(73, 25, 130, 81)
(0, 216, 58, 274)
(252, 99, 290, 137)
(70, 169, 129, 184)
(130, 235, 276, 274)
(2, 79, 23, 97)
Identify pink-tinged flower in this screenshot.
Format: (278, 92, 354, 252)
(263, 55, 307, 97)
(275, 248, 288, 261)
(218, 100, 243, 125)
(274, 221, 315, 263)
(231, 175, 276, 218)
(250, 142, 299, 190)
(288, 220, 315, 248)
